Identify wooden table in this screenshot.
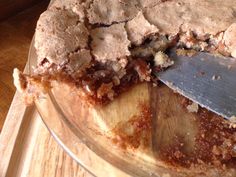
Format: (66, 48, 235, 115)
(0, 1, 49, 131)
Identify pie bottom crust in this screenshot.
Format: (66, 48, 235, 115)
(50, 81, 236, 176)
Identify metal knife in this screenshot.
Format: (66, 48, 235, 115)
(155, 50, 236, 120)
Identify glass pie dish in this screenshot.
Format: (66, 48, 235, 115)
(29, 39, 179, 177)
(29, 33, 236, 176)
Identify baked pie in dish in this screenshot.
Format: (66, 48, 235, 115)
(13, 0, 236, 176)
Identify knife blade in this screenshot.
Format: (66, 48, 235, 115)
(155, 50, 236, 120)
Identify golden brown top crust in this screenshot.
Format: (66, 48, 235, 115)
(87, 0, 139, 25)
(126, 11, 159, 45)
(35, 8, 89, 65)
(34, 0, 236, 66)
(145, 0, 236, 36)
(144, 1, 187, 35)
(137, 0, 163, 8)
(50, 0, 86, 20)
(223, 23, 236, 58)
(91, 23, 130, 62)
(67, 49, 92, 72)
(181, 0, 236, 36)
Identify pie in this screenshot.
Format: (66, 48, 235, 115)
(13, 0, 236, 176)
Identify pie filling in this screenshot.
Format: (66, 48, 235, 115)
(13, 31, 233, 105)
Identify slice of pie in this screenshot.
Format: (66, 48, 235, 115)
(13, 0, 236, 176)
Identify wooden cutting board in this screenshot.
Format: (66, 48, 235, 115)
(0, 0, 50, 131)
(0, 90, 93, 177)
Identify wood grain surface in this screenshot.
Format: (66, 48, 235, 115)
(0, 0, 42, 21)
(0, 91, 92, 177)
(0, 1, 49, 131)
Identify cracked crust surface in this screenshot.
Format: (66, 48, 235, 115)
(34, 0, 236, 66)
(145, 0, 236, 36)
(144, 1, 187, 35)
(91, 23, 130, 62)
(67, 49, 92, 72)
(126, 11, 159, 45)
(180, 0, 236, 36)
(223, 23, 236, 58)
(87, 0, 139, 25)
(50, 0, 87, 21)
(35, 8, 89, 65)
(137, 0, 163, 8)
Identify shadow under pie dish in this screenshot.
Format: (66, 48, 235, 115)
(13, 0, 236, 176)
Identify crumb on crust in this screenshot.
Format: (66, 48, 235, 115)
(154, 51, 174, 68)
(186, 102, 199, 113)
